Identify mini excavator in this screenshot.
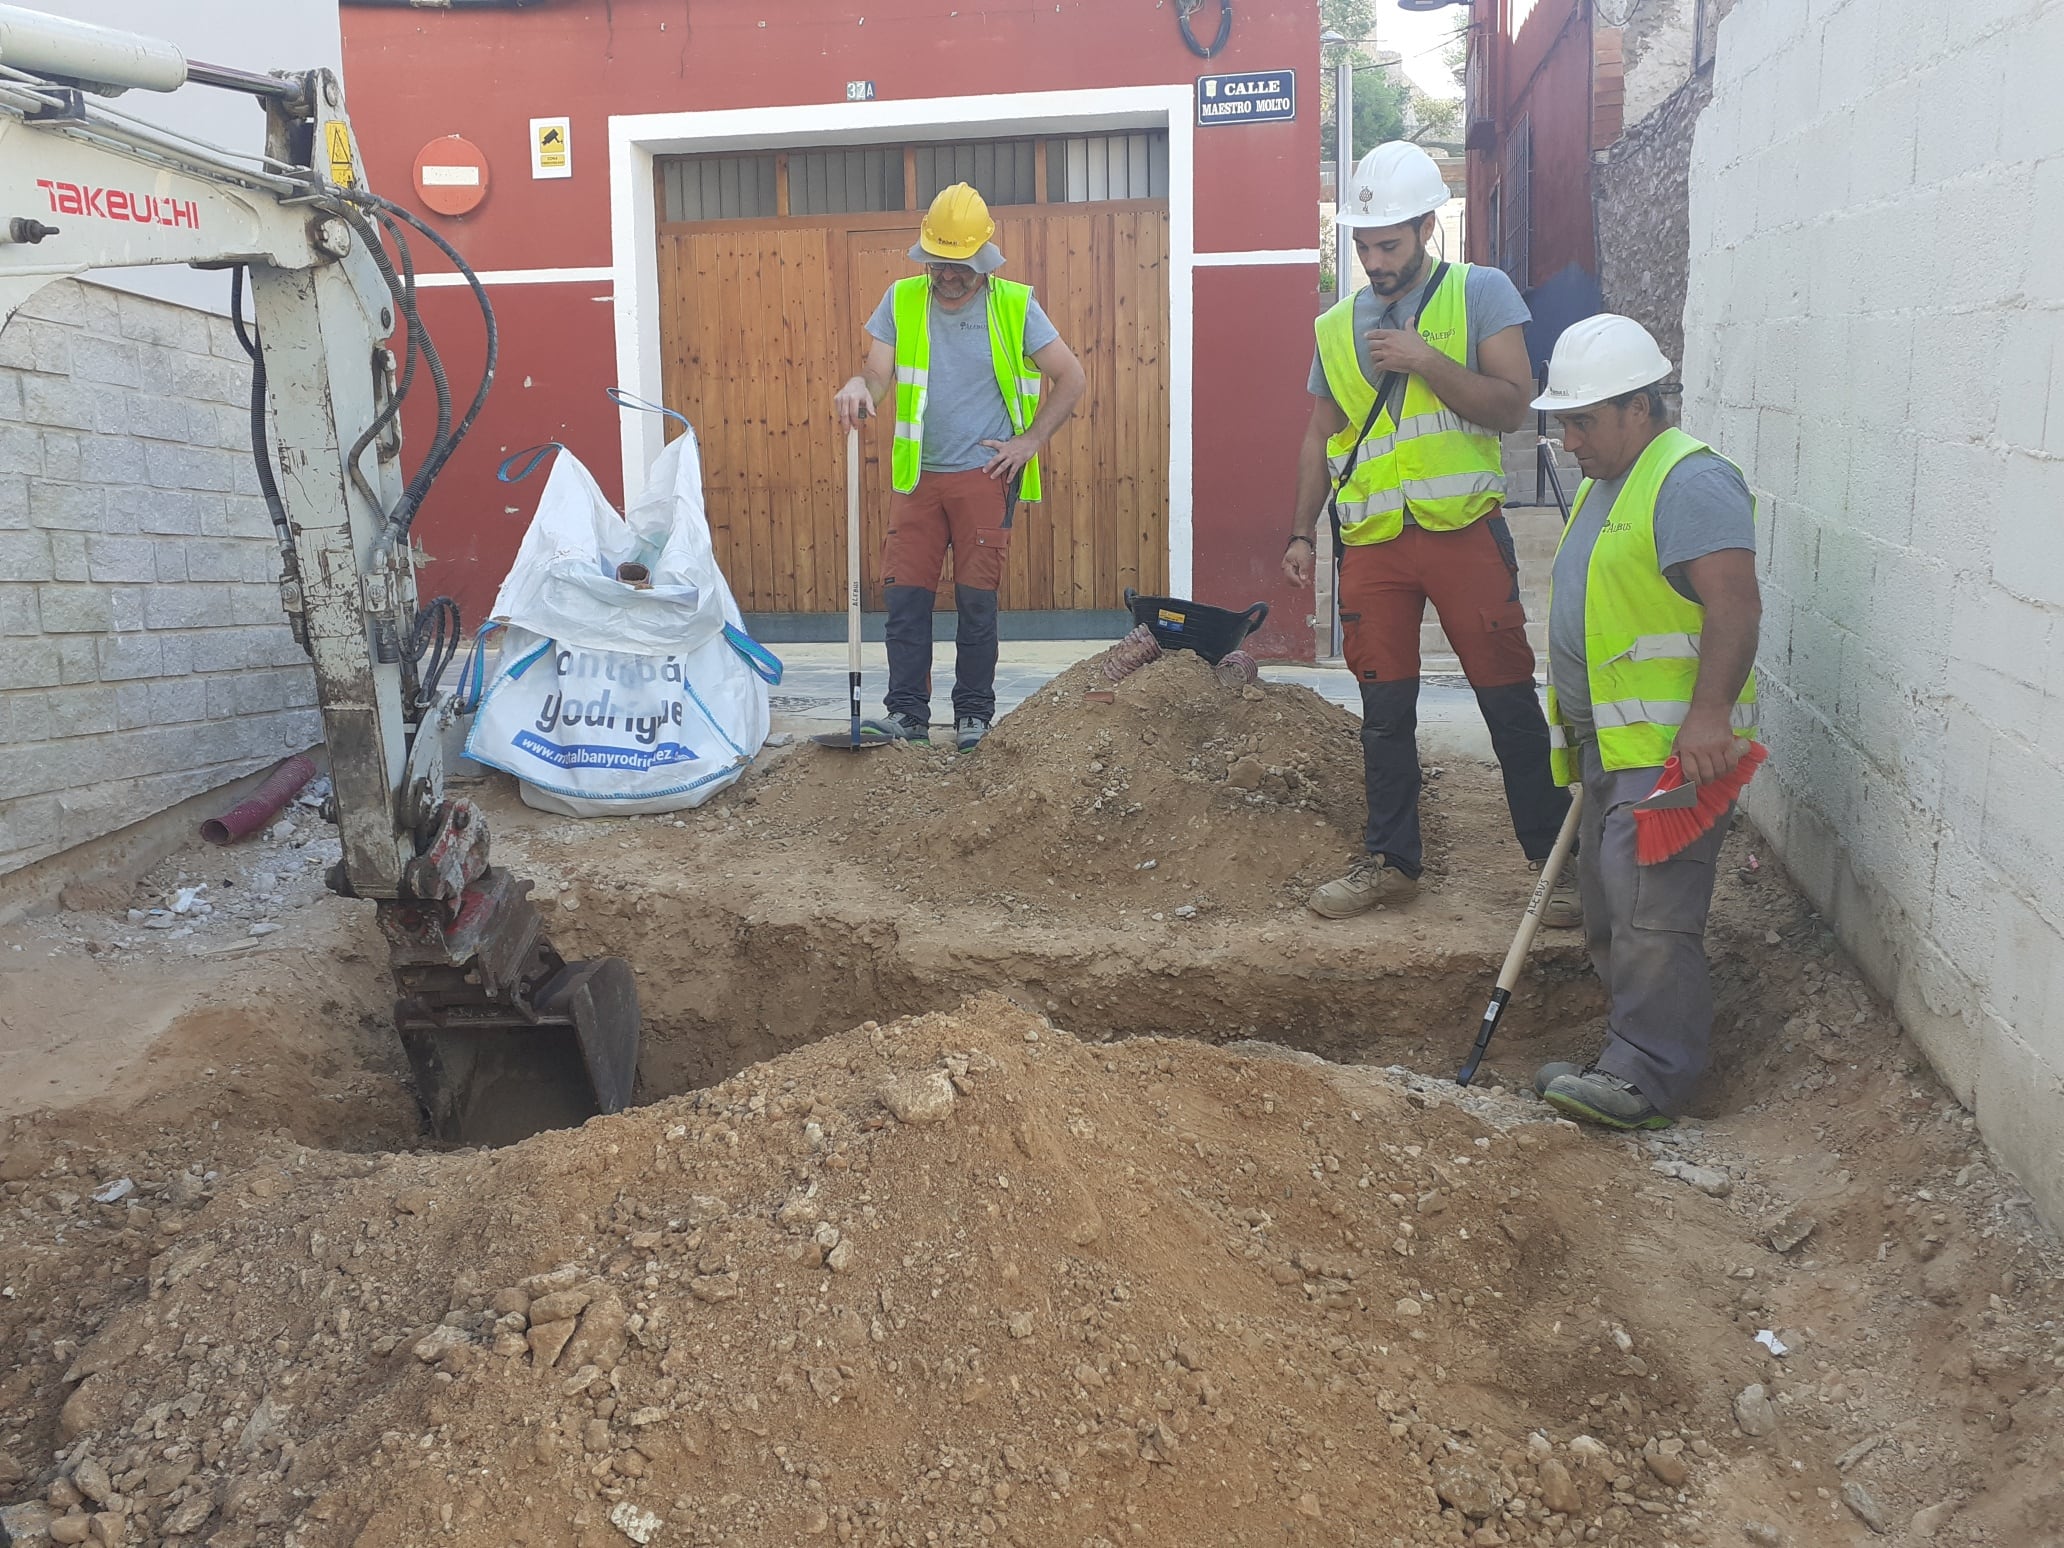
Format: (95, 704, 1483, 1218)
(0, 4, 640, 1145)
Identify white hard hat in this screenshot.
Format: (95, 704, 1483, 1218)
(1336, 141, 1449, 229)
(1530, 313, 1674, 411)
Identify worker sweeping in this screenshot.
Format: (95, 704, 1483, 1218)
(1287, 141, 1576, 925)
(833, 183, 1086, 751)
(1528, 314, 1762, 1130)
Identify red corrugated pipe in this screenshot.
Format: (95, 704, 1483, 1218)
(201, 755, 318, 846)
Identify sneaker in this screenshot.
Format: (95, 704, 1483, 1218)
(856, 715, 929, 745)
(1532, 1060, 1582, 1097)
(1542, 1067, 1672, 1131)
(954, 716, 990, 753)
(1307, 855, 1419, 919)
(1529, 860, 1583, 929)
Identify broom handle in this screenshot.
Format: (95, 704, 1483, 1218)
(1456, 785, 1584, 1086)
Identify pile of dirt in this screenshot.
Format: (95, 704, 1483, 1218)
(5, 746, 2063, 1548)
(736, 651, 1433, 918)
(1, 994, 1815, 1548)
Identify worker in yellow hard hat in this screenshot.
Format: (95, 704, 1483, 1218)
(834, 182, 1086, 751)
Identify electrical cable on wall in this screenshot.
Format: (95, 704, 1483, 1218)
(1176, 0, 1232, 59)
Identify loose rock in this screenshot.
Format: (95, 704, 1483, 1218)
(880, 1070, 957, 1124)
(1841, 1481, 1889, 1534)
(1733, 1382, 1779, 1437)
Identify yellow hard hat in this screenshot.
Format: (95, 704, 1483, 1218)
(918, 182, 996, 261)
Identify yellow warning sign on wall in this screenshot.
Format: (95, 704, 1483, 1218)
(324, 121, 356, 187)
(530, 116, 572, 180)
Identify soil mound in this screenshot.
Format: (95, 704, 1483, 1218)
(5, 996, 1756, 1548)
(744, 652, 1425, 918)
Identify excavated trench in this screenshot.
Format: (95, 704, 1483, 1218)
(546, 896, 1611, 1105)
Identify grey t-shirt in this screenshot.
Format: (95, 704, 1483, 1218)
(1547, 449, 1757, 734)
(1305, 262, 1532, 400)
(866, 283, 1060, 474)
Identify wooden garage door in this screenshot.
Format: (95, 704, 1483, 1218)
(655, 137, 1170, 614)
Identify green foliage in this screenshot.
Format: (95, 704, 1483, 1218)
(1318, 0, 1464, 155)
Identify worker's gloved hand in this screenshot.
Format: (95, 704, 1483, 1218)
(833, 377, 875, 430)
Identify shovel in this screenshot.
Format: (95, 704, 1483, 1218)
(1455, 786, 1584, 1086)
(813, 422, 894, 751)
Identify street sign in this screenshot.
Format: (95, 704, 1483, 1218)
(1196, 70, 1295, 126)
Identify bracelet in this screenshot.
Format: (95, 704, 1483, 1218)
(1285, 533, 1314, 549)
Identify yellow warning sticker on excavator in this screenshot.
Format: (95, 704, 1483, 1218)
(325, 121, 357, 187)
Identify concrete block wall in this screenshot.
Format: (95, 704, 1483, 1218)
(0, 279, 319, 880)
(1682, 0, 2064, 1225)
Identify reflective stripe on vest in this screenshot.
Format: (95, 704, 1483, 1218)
(1314, 263, 1506, 545)
(889, 276, 1044, 501)
(1543, 426, 1760, 785)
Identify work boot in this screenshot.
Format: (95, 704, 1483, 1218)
(1307, 855, 1418, 919)
(955, 716, 990, 753)
(1532, 1060, 1582, 1096)
(1543, 1068, 1672, 1131)
(1528, 860, 1583, 929)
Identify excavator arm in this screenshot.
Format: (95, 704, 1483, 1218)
(0, 4, 639, 1144)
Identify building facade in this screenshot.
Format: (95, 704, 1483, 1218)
(339, 0, 1324, 655)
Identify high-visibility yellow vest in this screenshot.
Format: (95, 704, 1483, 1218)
(889, 275, 1043, 501)
(1545, 426, 1760, 785)
(1313, 263, 1506, 544)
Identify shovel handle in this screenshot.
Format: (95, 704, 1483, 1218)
(846, 426, 863, 678)
(1456, 785, 1584, 1086)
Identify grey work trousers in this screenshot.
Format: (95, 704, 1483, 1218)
(1576, 738, 1733, 1114)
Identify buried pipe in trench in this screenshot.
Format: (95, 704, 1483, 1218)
(200, 754, 318, 846)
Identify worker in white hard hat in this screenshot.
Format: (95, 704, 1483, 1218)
(1527, 313, 1761, 1131)
(833, 182, 1086, 751)
(1288, 140, 1574, 925)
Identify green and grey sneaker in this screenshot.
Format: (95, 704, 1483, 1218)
(954, 716, 990, 753)
(1543, 1067, 1672, 1131)
(1532, 1060, 1583, 1097)
(856, 715, 929, 745)
(1307, 855, 1419, 919)
(1529, 860, 1583, 928)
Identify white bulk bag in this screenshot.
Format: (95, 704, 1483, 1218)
(463, 419, 780, 815)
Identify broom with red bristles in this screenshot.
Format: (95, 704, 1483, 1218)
(1633, 740, 1769, 865)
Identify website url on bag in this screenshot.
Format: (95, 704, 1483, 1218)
(512, 732, 701, 771)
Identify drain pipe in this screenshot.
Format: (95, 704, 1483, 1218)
(201, 754, 318, 846)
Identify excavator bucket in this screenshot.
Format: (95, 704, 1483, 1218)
(384, 869, 642, 1147)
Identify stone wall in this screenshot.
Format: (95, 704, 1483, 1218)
(1682, 0, 2064, 1226)
(0, 280, 319, 881)
(1594, 71, 1711, 366)
(1620, 0, 1700, 130)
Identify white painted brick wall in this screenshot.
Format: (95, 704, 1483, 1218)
(1685, 0, 2064, 1226)
(0, 280, 318, 878)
